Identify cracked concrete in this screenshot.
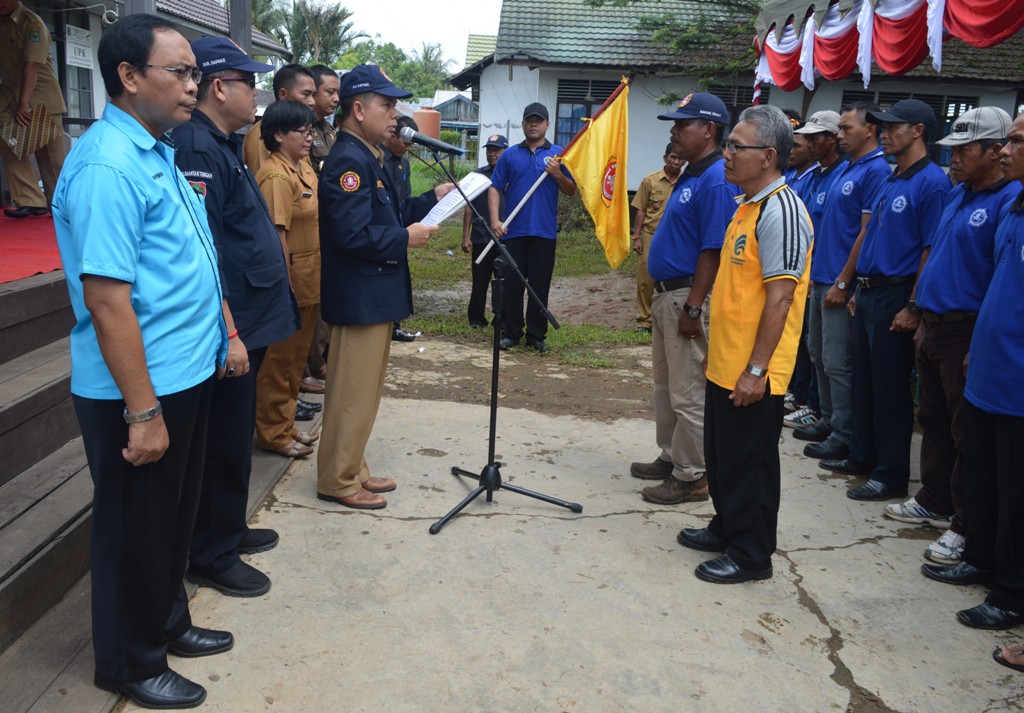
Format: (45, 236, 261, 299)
(130, 399, 1024, 712)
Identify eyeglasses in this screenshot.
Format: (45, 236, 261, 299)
(218, 75, 257, 89)
(724, 142, 772, 154)
(135, 64, 203, 85)
(288, 128, 314, 139)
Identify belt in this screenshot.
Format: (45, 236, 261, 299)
(921, 310, 977, 324)
(653, 275, 694, 293)
(856, 275, 915, 289)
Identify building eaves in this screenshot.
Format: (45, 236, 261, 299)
(156, 0, 290, 57)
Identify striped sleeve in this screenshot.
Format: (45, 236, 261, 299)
(755, 187, 813, 281)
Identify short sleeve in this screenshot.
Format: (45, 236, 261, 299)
(632, 177, 651, 212)
(918, 183, 952, 248)
(759, 189, 812, 281)
(490, 151, 509, 191)
(258, 171, 295, 232)
(698, 181, 739, 251)
(23, 20, 51, 65)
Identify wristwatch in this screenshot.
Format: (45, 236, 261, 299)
(834, 279, 848, 291)
(745, 364, 768, 378)
(684, 303, 702, 319)
(906, 299, 921, 314)
(123, 400, 163, 424)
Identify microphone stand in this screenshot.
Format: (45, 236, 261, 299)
(423, 148, 582, 534)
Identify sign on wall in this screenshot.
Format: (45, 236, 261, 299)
(66, 26, 93, 70)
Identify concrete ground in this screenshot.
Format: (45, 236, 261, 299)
(129, 398, 1024, 712)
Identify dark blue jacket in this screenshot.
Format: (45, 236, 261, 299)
(319, 131, 436, 326)
(171, 110, 299, 350)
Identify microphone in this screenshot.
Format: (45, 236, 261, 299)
(399, 126, 464, 155)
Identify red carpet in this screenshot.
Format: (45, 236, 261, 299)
(0, 209, 63, 284)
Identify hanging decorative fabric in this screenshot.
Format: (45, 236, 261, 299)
(763, 20, 805, 91)
(814, 0, 861, 81)
(799, 14, 817, 90)
(873, 0, 929, 77)
(943, 0, 1024, 48)
(926, 0, 946, 72)
(856, 0, 874, 87)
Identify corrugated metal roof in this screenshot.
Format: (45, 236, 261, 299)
(157, 0, 289, 56)
(465, 34, 497, 65)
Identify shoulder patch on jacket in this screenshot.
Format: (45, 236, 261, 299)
(340, 171, 360, 192)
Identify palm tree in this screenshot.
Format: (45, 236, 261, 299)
(226, 0, 289, 46)
(287, 0, 367, 65)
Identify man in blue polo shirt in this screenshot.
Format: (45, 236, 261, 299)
(488, 102, 576, 353)
(842, 99, 951, 501)
(628, 92, 741, 505)
(918, 111, 1024, 632)
(804, 102, 889, 462)
(885, 108, 1016, 567)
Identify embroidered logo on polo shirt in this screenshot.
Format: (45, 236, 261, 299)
(891, 195, 908, 213)
(340, 172, 360, 192)
(842, 180, 854, 196)
(189, 181, 207, 197)
(969, 208, 988, 227)
(679, 187, 692, 204)
(733, 235, 747, 256)
(816, 192, 826, 205)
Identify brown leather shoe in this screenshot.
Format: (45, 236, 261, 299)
(317, 487, 386, 509)
(300, 376, 326, 394)
(642, 476, 709, 504)
(630, 457, 674, 480)
(364, 476, 396, 493)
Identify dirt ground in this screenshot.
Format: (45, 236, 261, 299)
(391, 270, 658, 423)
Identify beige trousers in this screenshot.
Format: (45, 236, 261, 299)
(256, 303, 319, 450)
(635, 231, 655, 329)
(0, 121, 65, 209)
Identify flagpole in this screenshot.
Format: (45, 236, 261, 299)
(475, 172, 549, 264)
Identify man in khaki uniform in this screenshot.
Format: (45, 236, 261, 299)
(630, 142, 683, 332)
(242, 63, 314, 173)
(0, 0, 66, 217)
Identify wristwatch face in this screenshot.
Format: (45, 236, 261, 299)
(835, 280, 847, 290)
(685, 304, 701, 319)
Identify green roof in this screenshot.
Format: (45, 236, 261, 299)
(494, 0, 747, 69)
(465, 34, 497, 65)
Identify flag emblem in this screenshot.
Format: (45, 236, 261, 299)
(189, 181, 207, 197)
(601, 159, 616, 205)
(679, 93, 692, 108)
(341, 172, 360, 192)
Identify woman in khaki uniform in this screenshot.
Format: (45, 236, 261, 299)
(254, 101, 321, 457)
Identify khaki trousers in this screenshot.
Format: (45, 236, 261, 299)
(317, 322, 392, 497)
(255, 303, 319, 450)
(0, 122, 65, 209)
(635, 231, 655, 328)
(652, 287, 708, 481)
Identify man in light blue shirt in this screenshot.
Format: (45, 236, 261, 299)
(52, 14, 235, 709)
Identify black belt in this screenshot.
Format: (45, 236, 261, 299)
(653, 275, 694, 293)
(921, 310, 977, 324)
(856, 275, 915, 289)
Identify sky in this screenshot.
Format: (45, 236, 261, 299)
(339, 0, 503, 72)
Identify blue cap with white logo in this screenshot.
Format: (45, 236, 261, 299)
(190, 36, 274, 74)
(339, 64, 412, 100)
(658, 92, 729, 123)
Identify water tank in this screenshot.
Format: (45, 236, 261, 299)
(413, 107, 441, 139)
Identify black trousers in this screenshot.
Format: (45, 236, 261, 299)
(850, 282, 915, 486)
(468, 241, 497, 327)
(500, 236, 556, 343)
(962, 402, 1024, 613)
(76, 378, 212, 682)
(704, 380, 785, 570)
(190, 347, 266, 575)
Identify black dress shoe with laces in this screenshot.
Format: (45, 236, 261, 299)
(296, 398, 321, 412)
(694, 553, 772, 584)
(803, 441, 849, 460)
(956, 602, 1024, 630)
(820, 458, 871, 476)
(294, 405, 315, 421)
(4, 206, 50, 218)
(95, 669, 206, 709)
(677, 527, 727, 553)
(237, 527, 279, 554)
(921, 561, 995, 587)
(168, 626, 234, 658)
(793, 420, 831, 442)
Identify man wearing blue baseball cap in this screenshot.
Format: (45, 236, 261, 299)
(629, 92, 741, 507)
(171, 36, 299, 598)
(316, 65, 452, 509)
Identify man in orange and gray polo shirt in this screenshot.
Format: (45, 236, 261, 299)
(677, 105, 812, 585)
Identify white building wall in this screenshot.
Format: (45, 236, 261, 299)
(477, 63, 540, 153)
(769, 79, 1016, 118)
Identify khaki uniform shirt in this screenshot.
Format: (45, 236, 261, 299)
(309, 116, 336, 176)
(0, 2, 66, 117)
(243, 119, 270, 174)
(630, 168, 678, 239)
(255, 151, 320, 307)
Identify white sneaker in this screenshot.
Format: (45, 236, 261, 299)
(924, 530, 965, 565)
(883, 497, 952, 527)
(783, 406, 817, 429)
(784, 392, 798, 413)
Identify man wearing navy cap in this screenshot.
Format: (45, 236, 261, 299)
(488, 102, 576, 353)
(462, 133, 508, 328)
(172, 36, 299, 597)
(629, 92, 741, 506)
(841, 99, 950, 502)
(316, 65, 452, 509)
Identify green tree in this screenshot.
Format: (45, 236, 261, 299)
(287, 0, 367, 65)
(336, 38, 455, 99)
(225, 0, 289, 46)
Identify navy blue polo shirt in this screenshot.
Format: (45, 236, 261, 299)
(489, 139, 572, 240)
(785, 162, 819, 208)
(965, 191, 1024, 417)
(811, 149, 890, 284)
(647, 150, 740, 281)
(469, 163, 503, 245)
(857, 156, 950, 278)
(916, 179, 1018, 314)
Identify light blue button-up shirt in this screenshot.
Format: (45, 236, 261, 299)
(53, 103, 226, 399)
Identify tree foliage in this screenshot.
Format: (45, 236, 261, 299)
(337, 38, 455, 99)
(287, 0, 367, 65)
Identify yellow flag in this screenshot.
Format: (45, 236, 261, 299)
(560, 80, 630, 268)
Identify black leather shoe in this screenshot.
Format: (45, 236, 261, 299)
(820, 458, 871, 476)
(526, 338, 549, 353)
(295, 405, 315, 421)
(847, 480, 907, 501)
(296, 398, 321, 412)
(694, 553, 772, 584)
(677, 527, 727, 553)
(392, 326, 417, 342)
(237, 527, 279, 554)
(793, 420, 832, 442)
(187, 561, 271, 597)
(168, 625, 234, 658)
(499, 337, 519, 350)
(4, 206, 49, 218)
(803, 440, 849, 460)
(95, 669, 206, 709)
(921, 561, 995, 587)
(956, 602, 1024, 630)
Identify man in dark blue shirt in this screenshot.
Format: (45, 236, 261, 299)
(172, 37, 299, 597)
(462, 133, 507, 328)
(488, 102, 576, 353)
